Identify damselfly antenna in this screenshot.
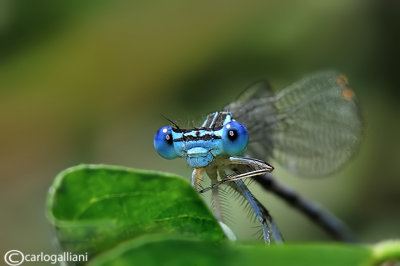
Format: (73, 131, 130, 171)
(160, 114, 181, 130)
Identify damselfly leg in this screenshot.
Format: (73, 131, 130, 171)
(199, 156, 273, 193)
(195, 164, 283, 244)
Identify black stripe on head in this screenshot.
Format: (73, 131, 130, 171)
(173, 134, 222, 142)
(172, 127, 214, 133)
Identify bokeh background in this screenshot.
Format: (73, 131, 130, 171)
(1, 0, 399, 255)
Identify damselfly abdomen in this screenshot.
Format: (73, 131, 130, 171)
(154, 71, 362, 244)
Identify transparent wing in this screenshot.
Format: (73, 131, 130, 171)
(224, 71, 362, 177)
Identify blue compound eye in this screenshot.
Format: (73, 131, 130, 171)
(154, 126, 177, 159)
(222, 121, 248, 156)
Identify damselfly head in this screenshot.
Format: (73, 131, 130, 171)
(154, 113, 249, 168)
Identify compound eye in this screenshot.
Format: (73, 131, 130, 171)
(222, 121, 248, 156)
(153, 126, 177, 159)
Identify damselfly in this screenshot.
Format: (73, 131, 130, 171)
(153, 71, 362, 244)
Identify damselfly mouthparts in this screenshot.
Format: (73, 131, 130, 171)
(154, 71, 362, 244)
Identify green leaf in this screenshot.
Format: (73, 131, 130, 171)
(88, 236, 371, 266)
(46, 164, 225, 259)
(47, 164, 400, 266)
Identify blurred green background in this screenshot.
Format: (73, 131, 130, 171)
(1, 0, 399, 254)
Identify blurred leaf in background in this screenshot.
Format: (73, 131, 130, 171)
(0, 0, 399, 255)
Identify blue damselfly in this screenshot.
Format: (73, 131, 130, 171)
(154, 71, 362, 244)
